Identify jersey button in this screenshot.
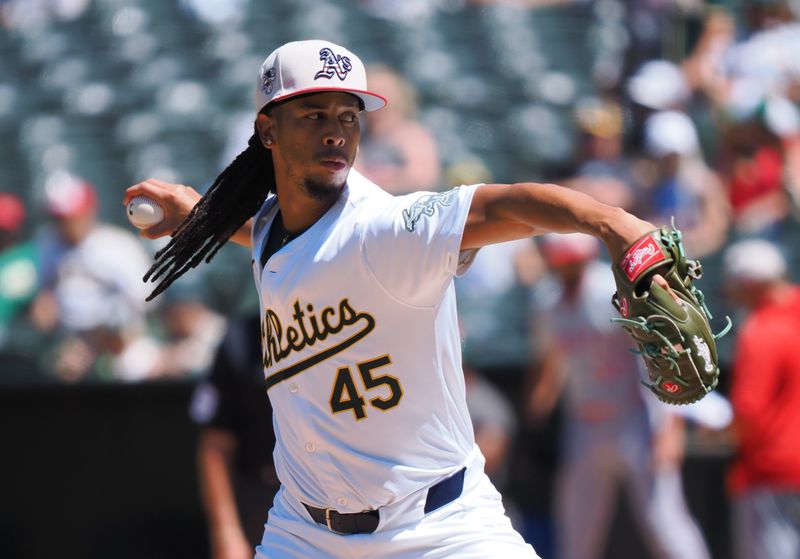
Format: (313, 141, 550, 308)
(305, 442, 315, 453)
(289, 383, 298, 393)
(337, 497, 348, 507)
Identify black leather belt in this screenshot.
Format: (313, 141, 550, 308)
(304, 467, 466, 535)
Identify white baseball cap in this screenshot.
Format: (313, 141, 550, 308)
(255, 40, 387, 113)
(626, 60, 690, 110)
(644, 110, 700, 158)
(723, 239, 787, 282)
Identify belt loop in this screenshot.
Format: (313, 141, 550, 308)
(325, 508, 334, 532)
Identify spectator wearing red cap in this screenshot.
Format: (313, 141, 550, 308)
(0, 193, 37, 331)
(42, 172, 98, 244)
(524, 233, 710, 559)
(0, 192, 42, 381)
(0, 192, 25, 243)
(31, 172, 156, 382)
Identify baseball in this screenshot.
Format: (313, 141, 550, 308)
(127, 195, 164, 229)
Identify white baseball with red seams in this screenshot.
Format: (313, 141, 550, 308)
(127, 195, 164, 229)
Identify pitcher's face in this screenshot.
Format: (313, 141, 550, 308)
(259, 92, 362, 202)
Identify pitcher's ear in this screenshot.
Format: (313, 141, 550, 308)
(256, 113, 273, 149)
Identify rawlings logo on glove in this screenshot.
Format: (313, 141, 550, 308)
(620, 236, 664, 280)
(610, 226, 731, 405)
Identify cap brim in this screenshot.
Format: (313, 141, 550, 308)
(265, 87, 387, 112)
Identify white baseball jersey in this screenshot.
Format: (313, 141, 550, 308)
(251, 170, 479, 513)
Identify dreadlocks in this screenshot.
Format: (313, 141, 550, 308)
(143, 129, 274, 301)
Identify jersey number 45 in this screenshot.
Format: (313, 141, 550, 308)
(330, 354, 403, 420)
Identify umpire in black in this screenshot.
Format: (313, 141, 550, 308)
(190, 314, 278, 559)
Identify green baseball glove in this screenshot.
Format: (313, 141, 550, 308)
(610, 226, 731, 405)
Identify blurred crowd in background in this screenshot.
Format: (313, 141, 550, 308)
(3, 0, 800, 382)
(3, 0, 800, 557)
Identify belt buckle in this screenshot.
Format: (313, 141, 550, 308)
(324, 508, 339, 534)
